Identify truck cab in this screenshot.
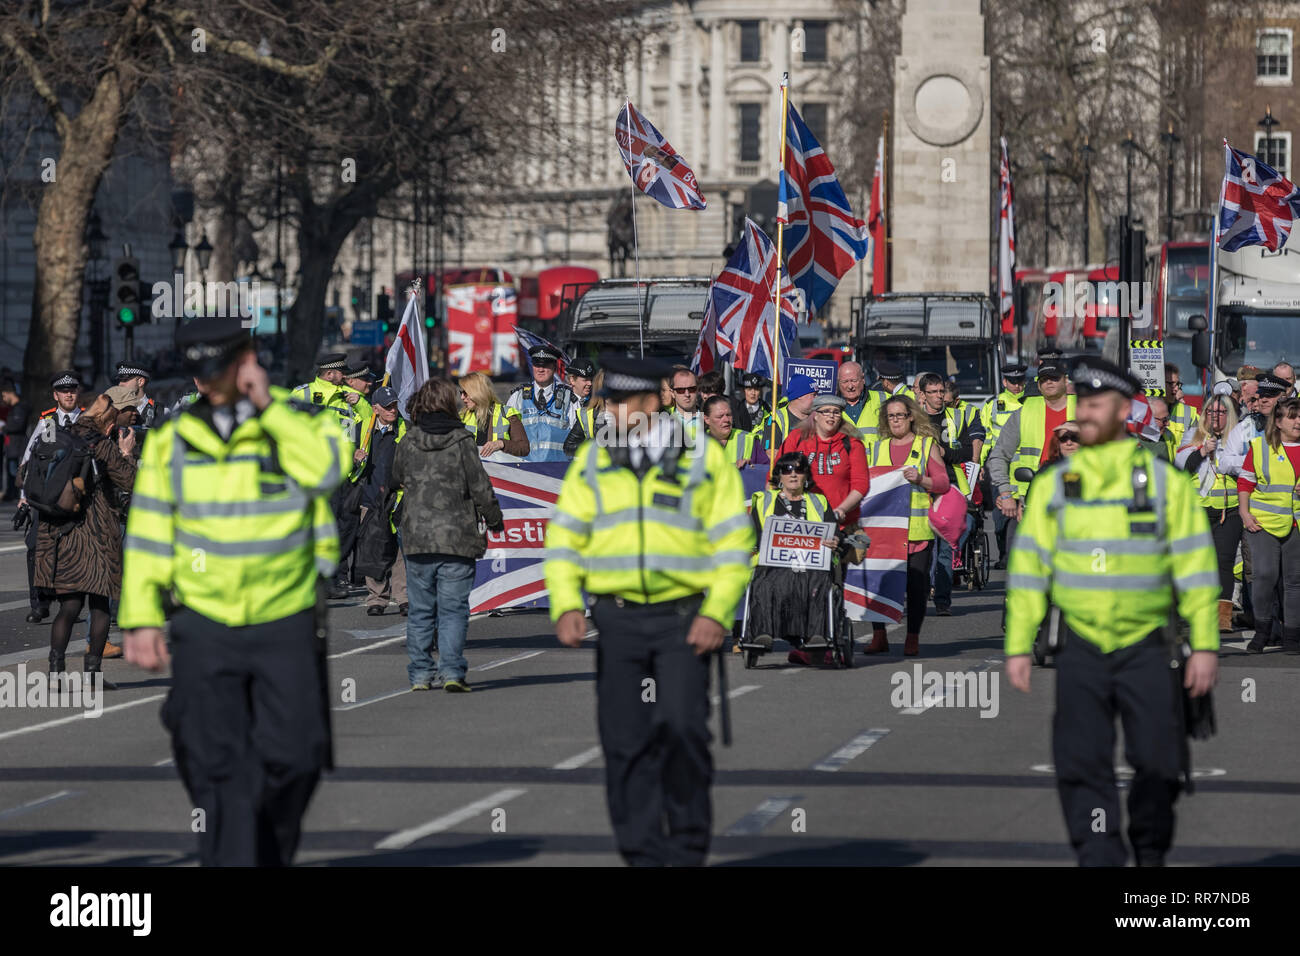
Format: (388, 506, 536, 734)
(557, 276, 713, 367)
(1215, 233, 1300, 380)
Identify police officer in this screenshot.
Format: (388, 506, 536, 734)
(979, 363, 1027, 469)
(544, 355, 753, 866)
(988, 352, 1074, 555)
(120, 316, 349, 867)
(874, 358, 913, 400)
(506, 344, 575, 461)
(731, 372, 770, 433)
(1005, 357, 1219, 867)
(18, 370, 84, 623)
(114, 361, 156, 429)
(565, 358, 598, 436)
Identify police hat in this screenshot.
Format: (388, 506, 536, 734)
(597, 353, 676, 397)
(875, 359, 903, 381)
(1069, 357, 1141, 398)
(344, 365, 376, 382)
(50, 369, 82, 390)
(1035, 351, 1067, 378)
(114, 361, 151, 382)
(176, 317, 252, 378)
(1256, 372, 1291, 397)
(1001, 363, 1028, 380)
(567, 358, 596, 379)
(740, 372, 767, 389)
(528, 344, 562, 365)
(316, 352, 347, 371)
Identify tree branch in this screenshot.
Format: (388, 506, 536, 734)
(0, 25, 70, 140)
(159, 7, 343, 82)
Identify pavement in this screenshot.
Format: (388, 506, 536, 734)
(0, 505, 1298, 867)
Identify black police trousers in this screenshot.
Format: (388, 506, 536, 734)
(163, 607, 332, 867)
(1053, 631, 1183, 866)
(590, 595, 713, 866)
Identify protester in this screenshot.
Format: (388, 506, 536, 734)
(780, 393, 869, 525)
(659, 377, 675, 412)
(702, 395, 763, 465)
(758, 373, 817, 451)
(1163, 364, 1199, 449)
(1176, 393, 1241, 633)
(34, 392, 137, 685)
(391, 378, 505, 691)
(865, 395, 948, 656)
(838, 361, 881, 442)
(359, 387, 408, 617)
(1145, 394, 1175, 461)
(980, 363, 1027, 568)
(1044, 419, 1082, 464)
(697, 370, 725, 403)
(1, 379, 29, 500)
(1237, 393, 1300, 654)
(460, 371, 529, 460)
(731, 371, 769, 432)
(747, 452, 837, 664)
(1274, 362, 1296, 396)
(1237, 365, 1263, 414)
(669, 367, 702, 431)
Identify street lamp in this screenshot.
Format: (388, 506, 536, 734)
(1079, 138, 1093, 263)
(1122, 130, 1138, 221)
(1258, 105, 1280, 168)
(1040, 151, 1054, 268)
(195, 232, 213, 274)
(1160, 123, 1180, 242)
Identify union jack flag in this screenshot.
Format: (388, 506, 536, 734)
(512, 325, 570, 381)
(472, 462, 570, 612)
(690, 279, 720, 375)
(737, 464, 907, 623)
(712, 219, 800, 380)
(1218, 140, 1300, 252)
(615, 101, 706, 211)
(778, 102, 870, 318)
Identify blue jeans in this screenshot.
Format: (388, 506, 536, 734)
(932, 513, 974, 609)
(404, 553, 476, 683)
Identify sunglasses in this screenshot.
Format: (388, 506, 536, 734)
(672, 386, 698, 395)
(778, 464, 806, 475)
(1058, 432, 1080, 443)
(886, 412, 909, 420)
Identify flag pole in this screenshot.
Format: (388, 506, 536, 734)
(626, 98, 646, 359)
(768, 72, 790, 469)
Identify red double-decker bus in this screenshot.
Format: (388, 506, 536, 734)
(517, 265, 601, 326)
(1147, 240, 1211, 407)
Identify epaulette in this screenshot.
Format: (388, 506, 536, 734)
(39, 407, 55, 419)
(509, 383, 528, 394)
(286, 398, 327, 417)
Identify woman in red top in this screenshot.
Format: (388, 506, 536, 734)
(780, 393, 869, 525)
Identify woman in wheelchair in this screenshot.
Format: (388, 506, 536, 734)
(747, 452, 844, 665)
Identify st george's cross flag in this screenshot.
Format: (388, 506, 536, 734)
(615, 101, 707, 211)
(384, 289, 429, 418)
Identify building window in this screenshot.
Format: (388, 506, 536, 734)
(802, 21, 828, 62)
(1257, 29, 1292, 84)
(739, 103, 762, 163)
(739, 20, 761, 62)
(802, 103, 828, 144)
(1255, 131, 1291, 179)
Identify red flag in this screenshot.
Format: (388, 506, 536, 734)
(869, 135, 889, 296)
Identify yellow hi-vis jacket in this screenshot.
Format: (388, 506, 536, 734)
(1004, 439, 1219, 656)
(1244, 435, 1300, 537)
(1007, 395, 1076, 495)
(294, 376, 371, 448)
(119, 394, 350, 629)
(979, 389, 1024, 465)
(842, 390, 885, 442)
(721, 428, 757, 465)
(543, 438, 754, 626)
(1168, 400, 1200, 451)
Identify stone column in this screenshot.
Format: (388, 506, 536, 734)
(709, 20, 727, 179)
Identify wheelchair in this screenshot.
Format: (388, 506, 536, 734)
(736, 559, 856, 670)
(952, 503, 991, 591)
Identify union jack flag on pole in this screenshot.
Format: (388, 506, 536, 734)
(778, 101, 870, 318)
(712, 219, 799, 381)
(614, 101, 707, 211)
(1218, 140, 1300, 252)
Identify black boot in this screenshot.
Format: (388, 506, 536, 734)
(1247, 622, 1270, 654)
(48, 649, 66, 696)
(83, 654, 117, 691)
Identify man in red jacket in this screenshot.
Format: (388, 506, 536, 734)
(780, 393, 869, 525)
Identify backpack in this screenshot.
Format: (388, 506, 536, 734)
(24, 422, 99, 520)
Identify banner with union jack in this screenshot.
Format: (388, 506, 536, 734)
(713, 218, 800, 380)
(615, 101, 706, 211)
(1218, 140, 1300, 252)
(446, 285, 519, 376)
(778, 102, 870, 318)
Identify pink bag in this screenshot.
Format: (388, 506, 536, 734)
(928, 485, 967, 547)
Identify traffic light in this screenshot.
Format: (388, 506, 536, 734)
(376, 292, 392, 331)
(111, 256, 143, 327)
(424, 300, 437, 328)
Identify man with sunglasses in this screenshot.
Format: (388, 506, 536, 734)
(1163, 365, 1199, 451)
(1006, 356, 1218, 867)
(1144, 395, 1175, 462)
(987, 352, 1075, 544)
(669, 367, 702, 434)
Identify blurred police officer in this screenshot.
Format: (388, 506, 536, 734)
(121, 317, 349, 867)
(507, 344, 575, 461)
(731, 372, 770, 433)
(1005, 357, 1219, 867)
(544, 355, 753, 866)
(114, 361, 156, 429)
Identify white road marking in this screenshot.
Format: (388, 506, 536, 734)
(710, 684, 760, 706)
(0, 598, 33, 612)
(0, 694, 166, 742)
(375, 788, 527, 850)
(334, 687, 414, 712)
(552, 746, 602, 770)
(724, 795, 801, 836)
(329, 635, 406, 660)
(0, 789, 81, 821)
(0, 544, 28, 554)
(898, 659, 1000, 715)
(1030, 763, 1226, 778)
(812, 729, 891, 772)
(153, 757, 174, 767)
(474, 650, 545, 671)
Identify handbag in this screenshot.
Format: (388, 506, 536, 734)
(928, 484, 967, 547)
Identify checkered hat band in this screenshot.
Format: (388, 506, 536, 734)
(1074, 370, 1131, 393)
(604, 371, 659, 393)
(318, 359, 347, 370)
(52, 375, 78, 388)
(117, 366, 148, 378)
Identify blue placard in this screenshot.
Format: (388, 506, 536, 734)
(785, 359, 837, 394)
(350, 320, 385, 346)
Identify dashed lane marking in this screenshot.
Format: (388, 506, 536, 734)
(0, 694, 167, 742)
(723, 795, 802, 836)
(898, 659, 1000, 715)
(334, 687, 415, 712)
(552, 746, 603, 771)
(710, 684, 760, 706)
(474, 650, 545, 671)
(811, 729, 891, 772)
(0, 789, 82, 821)
(375, 788, 527, 850)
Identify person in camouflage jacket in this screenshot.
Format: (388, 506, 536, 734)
(391, 378, 504, 691)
